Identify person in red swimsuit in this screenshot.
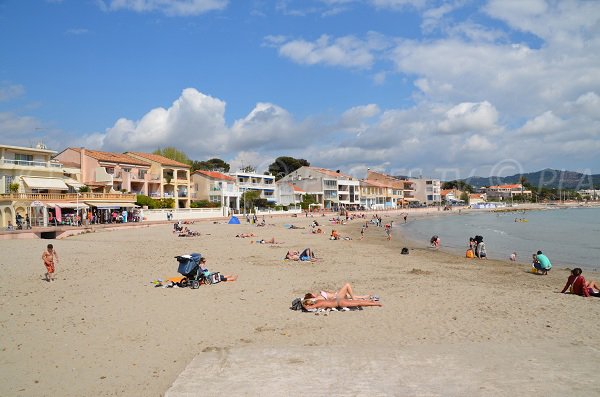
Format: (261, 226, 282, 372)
(42, 243, 59, 282)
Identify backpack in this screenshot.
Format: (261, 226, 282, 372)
(466, 248, 474, 258)
(290, 297, 304, 311)
(401, 247, 409, 255)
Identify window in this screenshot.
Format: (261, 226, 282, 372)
(122, 168, 131, 173)
(5, 175, 13, 193)
(139, 170, 147, 179)
(106, 167, 115, 175)
(426, 180, 433, 185)
(14, 153, 33, 165)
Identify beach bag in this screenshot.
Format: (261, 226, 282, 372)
(291, 297, 304, 311)
(401, 247, 409, 255)
(466, 249, 474, 258)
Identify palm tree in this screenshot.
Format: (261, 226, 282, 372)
(519, 175, 527, 202)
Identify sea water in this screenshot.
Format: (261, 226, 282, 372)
(401, 207, 600, 271)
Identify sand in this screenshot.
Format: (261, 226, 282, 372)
(1, 211, 599, 396)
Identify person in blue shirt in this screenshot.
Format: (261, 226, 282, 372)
(532, 250, 552, 275)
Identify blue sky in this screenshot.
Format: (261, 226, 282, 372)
(1, 0, 599, 179)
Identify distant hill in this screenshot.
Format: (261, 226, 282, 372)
(461, 169, 600, 190)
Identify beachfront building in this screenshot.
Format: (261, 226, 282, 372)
(191, 170, 240, 212)
(409, 178, 442, 206)
(126, 152, 191, 209)
(484, 184, 532, 201)
(469, 193, 486, 205)
(359, 179, 399, 209)
(364, 170, 414, 207)
(230, 171, 277, 204)
(276, 182, 305, 208)
(2, 144, 136, 227)
(55, 148, 155, 194)
(279, 166, 360, 210)
(441, 189, 465, 204)
(577, 189, 600, 200)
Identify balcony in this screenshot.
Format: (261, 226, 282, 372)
(0, 192, 136, 201)
(1, 158, 63, 169)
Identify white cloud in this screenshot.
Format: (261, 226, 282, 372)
(518, 111, 564, 136)
(369, 0, 426, 10)
(277, 34, 376, 69)
(438, 101, 499, 135)
(0, 83, 25, 101)
(100, 0, 228, 16)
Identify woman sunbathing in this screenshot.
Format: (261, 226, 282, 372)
(254, 237, 283, 244)
(236, 233, 256, 238)
(285, 248, 316, 261)
(306, 283, 377, 302)
(302, 296, 382, 310)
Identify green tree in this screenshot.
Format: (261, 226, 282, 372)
(78, 185, 90, 193)
(442, 180, 474, 193)
(460, 192, 470, 203)
(190, 200, 220, 208)
(268, 156, 310, 180)
(241, 190, 261, 212)
(153, 147, 191, 165)
(191, 158, 230, 172)
(300, 194, 318, 210)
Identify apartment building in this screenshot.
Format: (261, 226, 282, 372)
(2, 144, 135, 227)
(279, 166, 360, 210)
(409, 178, 442, 205)
(360, 180, 397, 209)
(230, 171, 276, 203)
(364, 170, 413, 207)
(276, 182, 306, 208)
(191, 170, 240, 211)
(484, 184, 532, 201)
(126, 152, 191, 208)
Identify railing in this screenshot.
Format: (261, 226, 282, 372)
(0, 192, 137, 201)
(0, 159, 63, 168)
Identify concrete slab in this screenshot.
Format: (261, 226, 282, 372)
(165, 343, 600, 396)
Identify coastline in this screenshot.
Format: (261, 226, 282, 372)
(1, 211, 599, 396)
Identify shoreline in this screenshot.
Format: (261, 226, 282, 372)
(1, 211, 599, 396)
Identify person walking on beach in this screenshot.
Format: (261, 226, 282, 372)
(42, 243, 59, 282)
(360, 226, 365, 240)
(403, 214, 407, 223)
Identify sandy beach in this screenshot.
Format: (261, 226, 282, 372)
(1, 211, 599, 396)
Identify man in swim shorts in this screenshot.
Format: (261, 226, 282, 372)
(42, 243, 59, 282)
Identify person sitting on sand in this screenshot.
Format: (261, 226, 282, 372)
(285, 248, 316, 262)
(430, 235, 440, 248)
(199, 257, 238, 282)
(236, 233, 256, 238)
(306, 283, 378, 302)
(301, 296, 382, 310)
(510, 252, 517, 261)
(330, 230, 340, 240)
(560, 268, 600, 297)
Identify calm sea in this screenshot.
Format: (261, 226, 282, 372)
(400, 207, 600, 271)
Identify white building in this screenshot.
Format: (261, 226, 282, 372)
(276, 182, 305, 208)
(279, 166, 360, 210)
(231, 171, 276, 203)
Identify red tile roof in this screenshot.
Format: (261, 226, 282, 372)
(361, 180, 392, 188)
(70, 148, 150, 166)
(289, 183, 305, 192)
(126, 152, 190, 168)
(488, 184, 522, 189)
(193, 170, 235, 181)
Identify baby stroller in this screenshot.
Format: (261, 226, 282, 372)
(175, 253, 221, 289)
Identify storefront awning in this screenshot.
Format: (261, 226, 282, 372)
(85, 202, 137, 209)
(48, 202, 89, 209)
(22, 177, 68, 190)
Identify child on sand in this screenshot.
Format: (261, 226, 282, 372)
(42, 243, 58, 282)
